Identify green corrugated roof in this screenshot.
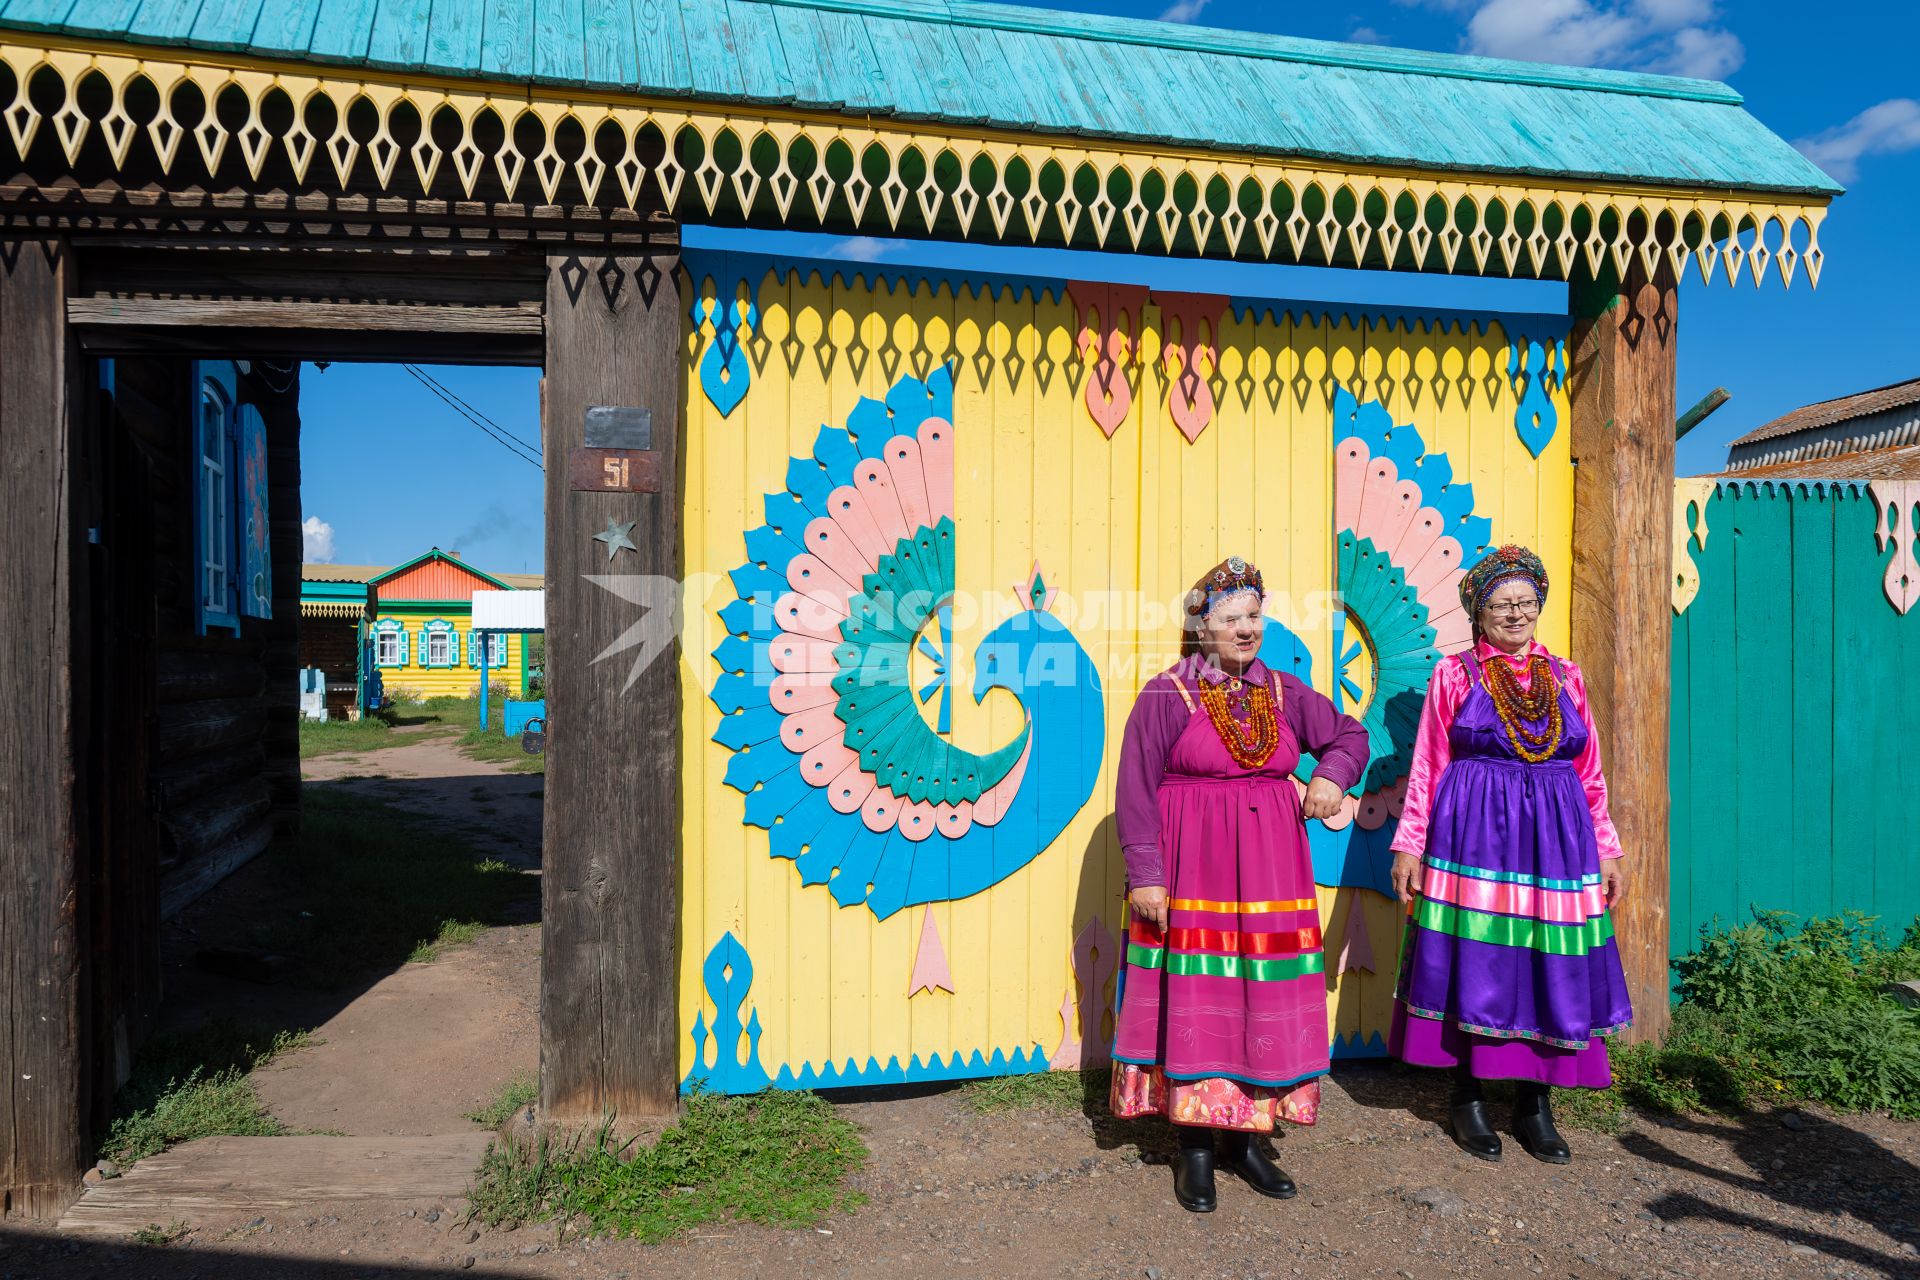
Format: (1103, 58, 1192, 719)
(0, 0, 1839, 197)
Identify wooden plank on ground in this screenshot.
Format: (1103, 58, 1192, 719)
(56, 1134, 493, 1236)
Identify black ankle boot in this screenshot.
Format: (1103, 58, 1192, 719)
(1171, 1126, 1217, 1213)
(1513, 1083, 1571, 1164)
(1217, 1129, 1297, 1199)
(1448, 1074, 1503, 1161)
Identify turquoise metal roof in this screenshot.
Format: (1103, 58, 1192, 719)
(0, 0, 1839, 197)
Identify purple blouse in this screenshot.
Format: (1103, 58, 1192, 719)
(1116, 654, 1370, 888)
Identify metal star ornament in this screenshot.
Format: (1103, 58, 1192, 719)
(593, 518, 638, 562)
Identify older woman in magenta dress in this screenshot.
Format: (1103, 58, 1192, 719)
(1110, 557, 1368, 1213)
(1387, 545, 1632, 1165)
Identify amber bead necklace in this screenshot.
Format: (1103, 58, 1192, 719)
(1197, 672, 1283, 769)
(1481, 652, 1565, 763)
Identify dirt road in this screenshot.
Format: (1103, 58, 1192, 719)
(18, 735, 1916, 1279)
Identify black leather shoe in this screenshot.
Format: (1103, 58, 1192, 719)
(1172, 1129, 1217, 1213)
(1513, 1086, 1572, 1164)
(1217, 1130, 1298, 1199)
(1448, 1097, 1504, 1161)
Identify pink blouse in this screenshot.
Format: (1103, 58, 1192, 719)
(1390, 638, 1624, 861)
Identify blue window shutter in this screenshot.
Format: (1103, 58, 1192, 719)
(191, 361, 241, 636)
(398, 627, 409, 666)
(237, 404, 271, 619)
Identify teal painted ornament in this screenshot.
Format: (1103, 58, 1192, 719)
(683, 932, 771, 1094)
(1507, 338, 1568, 458)
(692, 286, 759, 418)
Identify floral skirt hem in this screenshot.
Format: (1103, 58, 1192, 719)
(1108, 1061, 1320, 1132)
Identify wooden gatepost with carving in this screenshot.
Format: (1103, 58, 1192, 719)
(0, 0, 1835, 1216)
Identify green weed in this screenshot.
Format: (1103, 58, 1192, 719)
(467, 1090, 867, 1242)
(959, 1069, 1105, 1115)
(101, 1022, 313, 1164)
(465, 1072, 539, 1128)
(1556, 911, 1920, 1131)
(132, 1221, 191, 1246)
(409, 918, 489, 963)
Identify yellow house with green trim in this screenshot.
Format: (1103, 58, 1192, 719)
(365, 549, 538, 702)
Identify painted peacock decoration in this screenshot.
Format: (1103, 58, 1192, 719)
(710, 365, 1106, 919)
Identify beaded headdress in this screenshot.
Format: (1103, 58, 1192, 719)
(1459, 544, 1549, 617)
(1185, 556, 1265, 619)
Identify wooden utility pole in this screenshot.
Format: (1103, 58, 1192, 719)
(540, 240, 685, 1123)
(1569, 255, 1678, 1043)
(0, 237, 85, 1217)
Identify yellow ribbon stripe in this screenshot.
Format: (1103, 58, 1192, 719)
(1169, 898, 1320, 915)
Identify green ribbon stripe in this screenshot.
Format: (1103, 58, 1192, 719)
(1413, 898, 1615, 956)
(1125, 942, 1325, 982)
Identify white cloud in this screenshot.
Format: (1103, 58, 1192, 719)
(1158, 0, 1212, 22)
(828, 236, 890, 263)
(1412, 0, 1743, 79)
(1350, 24, 1386, 43)
(302, 516, 335, 564)
(1795, 98, 1920, 184)
(1643, 25, 1743, 78)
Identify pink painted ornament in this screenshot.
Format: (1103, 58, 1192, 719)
(1335, 892, 1376, 975)
(1069, 281, 1150, 438)
(1869, 480, 1920, 615)
(908, 905, 954, 997)
(1155, 292, 1229, 444)
(1050, 915, 1119, 1069)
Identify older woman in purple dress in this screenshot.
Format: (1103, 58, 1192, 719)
(1109, 557, 1369, 1213)
(1387, 545, 1632, 1165)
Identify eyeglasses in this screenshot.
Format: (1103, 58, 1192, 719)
(1482, 601, 1541, 619)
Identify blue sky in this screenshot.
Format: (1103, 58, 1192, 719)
(297, 0, 1918, 574)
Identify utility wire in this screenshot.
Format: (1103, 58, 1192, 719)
(401, 364, 543, 470)
(407, 364, 543, 453)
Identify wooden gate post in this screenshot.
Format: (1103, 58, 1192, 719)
(540, 244, 684, 1123)
(1569, 258, 1677, 1043)
(0, 237, 85, 1216)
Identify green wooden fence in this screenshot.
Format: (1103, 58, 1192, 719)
(1670, 480, 1920, 956)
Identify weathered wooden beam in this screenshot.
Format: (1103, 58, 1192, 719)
(73, 326, 542, 366)
(155, 651, 267, 704)
(541, 245, 684, 1125)
(1569, 258, 1678, 1044)
(68, 297, 544, 334)
(158, 816, 275, 920)
(0, 235, 85, 1219)
(1675, 387, 1730, 441)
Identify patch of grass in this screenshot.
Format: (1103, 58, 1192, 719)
(132, 1220, 191, 1246)
(299, 716, 397, 759)
(1556, 911, 1920, 1131)
(101, 1021, 314, 1165)
(959, 1069, 1104, 1115)
(410, 917, 490, 963)
(253, 790, 533, 986)
(465, 1072, 539, 1128)
(467, 1090, 867, 1242)
(457, 725, 546, 774)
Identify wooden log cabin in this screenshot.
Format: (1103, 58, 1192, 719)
(0, 0, 1837, 1219)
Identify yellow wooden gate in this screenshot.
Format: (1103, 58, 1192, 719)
(678, 252, 1572, 1091)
